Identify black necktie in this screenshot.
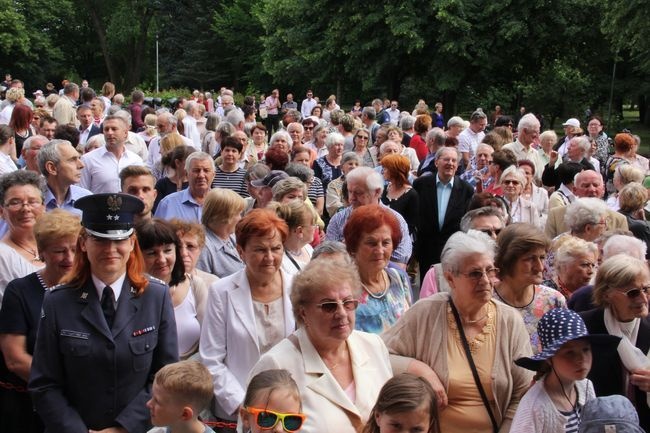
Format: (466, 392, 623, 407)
(101, 286, 115, 328)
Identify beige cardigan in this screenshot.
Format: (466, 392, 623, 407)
(382, 293, 533, 433)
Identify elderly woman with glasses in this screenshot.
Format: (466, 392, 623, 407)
(0, 171, 46, 302)
(384, 231, 533, 433)
(494, 223, 567, 354)
(580, 254, 650, 431)
(249, 258, 392, 433)
(500, 165, 541, 228)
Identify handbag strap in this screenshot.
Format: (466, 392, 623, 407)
(449, 300, 499, 433)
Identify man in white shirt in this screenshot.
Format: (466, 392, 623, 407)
(146, 112, 193, 174)
(502, 113, 546, 181)
(300, 90, 317, 119)
(387, 100, 400, 125)
(182, 101, 201, 148)
(457, 109, 487, 168)
(80, 115, 144, 193)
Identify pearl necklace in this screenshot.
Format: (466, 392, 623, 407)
(361, 270, 389, 299)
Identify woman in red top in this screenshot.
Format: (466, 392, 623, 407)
(409, 114, 431, 161)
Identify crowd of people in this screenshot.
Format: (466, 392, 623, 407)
(0, 77, 649, 433)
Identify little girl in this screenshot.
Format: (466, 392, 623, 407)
(240, 369, 305, 433)
(362, 373, 439, 433)
(512, 308, 620, 432)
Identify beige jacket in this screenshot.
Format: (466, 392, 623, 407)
(382, 293, 533, 433)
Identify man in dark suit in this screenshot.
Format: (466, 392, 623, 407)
(29, 193, 178, 433)
(77, 104, 101, 146)
(414, 147, 474, 280)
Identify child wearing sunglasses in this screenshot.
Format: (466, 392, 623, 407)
(511, 309, 620, 432)
(362, 373, 439, 433)
(146, 360, 215, 433)
(240, 369, 306, 433)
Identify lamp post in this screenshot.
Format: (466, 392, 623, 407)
(156, 34, 159, 94)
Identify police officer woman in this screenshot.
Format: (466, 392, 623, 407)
(29, 193, 178, 433)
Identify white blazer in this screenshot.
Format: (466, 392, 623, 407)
(199, 268, 295, 419)
(247, 327, 392, 433)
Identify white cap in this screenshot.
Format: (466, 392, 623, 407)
(562, 118, 580, 128)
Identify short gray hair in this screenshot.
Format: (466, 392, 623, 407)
(593, 255, 650, 308)
(113, 110, 132, 127)
(38, 139, 72, 176)
(272, 177, 308, 201)
(460, 206, 506, 232)
(22, 135, 48, 152)
(441, 231, 496, 274)
(312, 241, 351, 261)
(216, 120, 236, 139)
(399, 115, 415, 130)
(379, 140, 402, 155)
(554, 236, 598, 270)
(341, 151, 361, 166)
(564, 197, 608, 233)
(270, 130, 293, 149)
(603, 234, 646, 260)
(345, 166, 383, 193)
(499, 165, 526, 186)
(435, 146, 460, 161)
(362, 107, 376, 120)
(205, 112, 221, 131)
(185, 151, 215, 172)
(225, 108, 245, 127)
(158, 111, 178, 127)
(426, 128, 446, 147)
(517, 113, 540, 132)
(325, 132, 344, 150)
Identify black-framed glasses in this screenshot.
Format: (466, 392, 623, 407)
(244, 407, 306, 432)
(618, 286, 650, 299)
(315, 299, 359, 313)
(458, 267, 499, 281)
(503, 179, 520, 185)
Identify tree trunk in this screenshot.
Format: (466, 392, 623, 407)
(123, 9, 152, 91)
(87, 2, 117, 85)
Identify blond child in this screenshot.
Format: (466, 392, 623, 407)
(147, 360, 215, 433)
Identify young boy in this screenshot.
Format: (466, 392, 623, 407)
(146, 360, 215, 433)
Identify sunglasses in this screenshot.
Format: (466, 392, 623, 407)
(315, 299, 359, 313)
(304, 126, 314, 130)
(503, 179, 520, 185)
(244, 407, 306, 432)
(618, 286, 650, 299)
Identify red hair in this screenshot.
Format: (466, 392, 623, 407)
(9, 104, 33, 131)
(343, 204, 401, 254)
(381, 154, 411, 187)
(65, 231, 148, 296)
(235, 208, 289, 249)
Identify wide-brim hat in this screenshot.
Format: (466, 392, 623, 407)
(515, 308, 620, 371)
(74, 193, 144, 241)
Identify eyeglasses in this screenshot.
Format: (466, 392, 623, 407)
(502, 179, 520, 185)
(617, 286, 650, 299)
(478, 228, 502, 237)
(304, 126, 314, 131)
(458, 267, 499, 281)
(315, 299, 359, 313)
(357, 136, 369, 140)
(244, 407, 306, 432)
(4, 199, 43, 210)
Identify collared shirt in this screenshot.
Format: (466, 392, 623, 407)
(44, 184, 92, 215)
(436, 174, 454, 229)
(80, 145, 144, 193)
(458, 128, 485, 158)
(79, 124, 93, 145)
(502, 140, 546, 181)
(195, 231, 244, 278)
(557, 184, 575, 204)
(182, 116, 201, 148)
(326, 203, 412, 264)
(92, 272, 127, 308)
(301, 98, 317, 118)
(154, 188, 202, 223)
(281, 101, 297, 111)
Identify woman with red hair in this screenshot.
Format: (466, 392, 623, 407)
(9, 104, 34, 157)
(200, 208, 295, 432)
(29, 193, 178, 433)
(344, 204, 411, 334)
(380, 154, 419, 237)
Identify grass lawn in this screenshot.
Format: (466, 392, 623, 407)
(621, 110, 650, 156)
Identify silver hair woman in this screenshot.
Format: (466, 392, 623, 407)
(249, 258, 392, 433)
(313, 132, 345, 193)
(384, 230, 533, 432)
(499, 165, 541, 227)
(563, 197, 609, 242)
(581, 254, 650, 430)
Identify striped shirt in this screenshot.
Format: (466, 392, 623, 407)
(211, 166, 249, 198)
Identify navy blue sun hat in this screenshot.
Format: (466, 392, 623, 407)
(515, 308, 620, 371)
(75, 193, 145, 241)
